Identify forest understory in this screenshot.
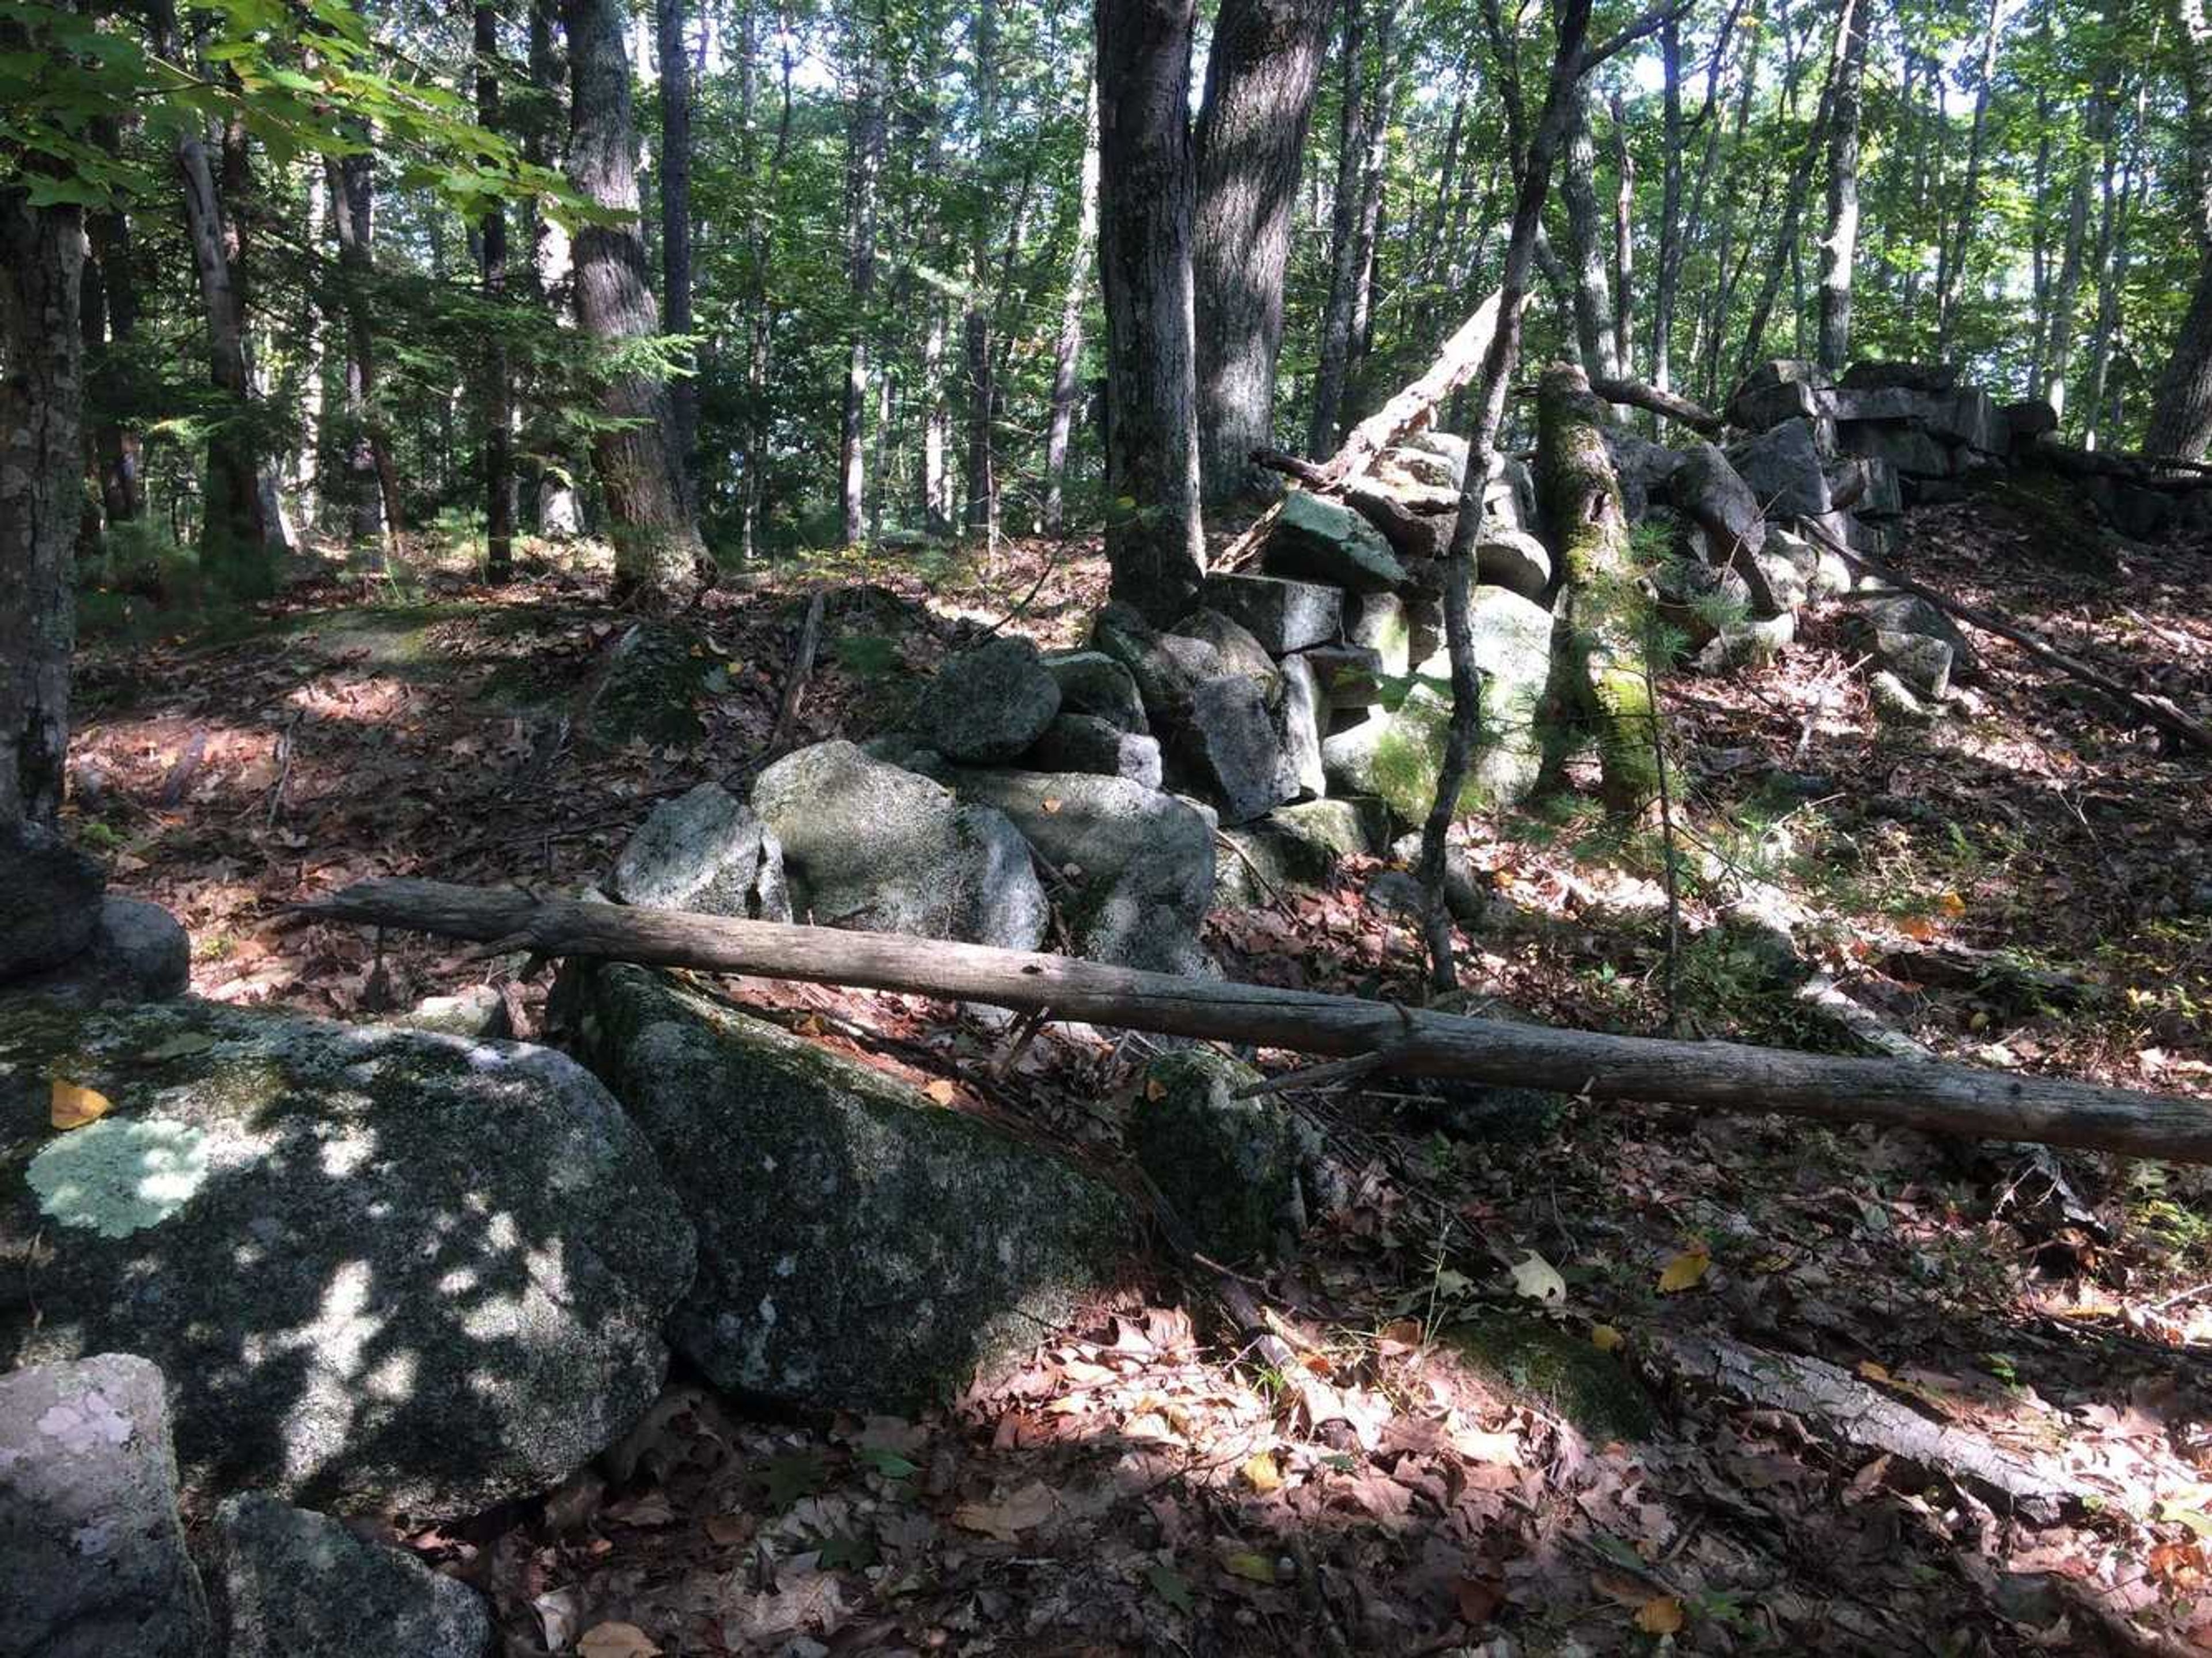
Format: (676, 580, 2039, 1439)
(56, 491, 2212, 1656)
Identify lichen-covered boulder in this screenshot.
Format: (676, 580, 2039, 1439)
(1215, 797, 1387, 904)
(0, 998, 695, 1519)
(1024, 713, 1164, 789)
(1041, 649, 1149, 735)
(209, 1493, 492, 1658)
(1728, 418, 1833, 520)
(563, 965, 1136, 1413)
(0, 1354, 212, 1658)
(1275, 652, 1327, 801)
(1088, 602, 1228, 726)
(1442, 1314, 1655, 1441)
(949, 771, 1215, 976)
(912, 637, 1062, 763)
(1171, 607, 1280, 686)
(1132, 1050, 1300, 1265)
(1, 821, 105, 982)
(1475, 529, 1554, 601)
(1175, 675, 1298, 826)
(1265, 491, 1409, 593)
(608, 781, 791, 921)
(752, 740, 1047, 951)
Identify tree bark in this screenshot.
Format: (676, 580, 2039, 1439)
(1931, 0, 1999, 359)
(1095, 0, 1207, 622)
(1046, 88, 1101, 533)
(2147, 0, 2212, 460)
(0, 188, 81, 830)
(478, 2, 515, 579)
(82, 119, 142, 531)
(1561, 80, 1616, 381)
(840, 25, 885, 546)
(1192, 0, 1330, 505)
(303, 877, 2212, 1165)
(1306, 0, 1375, 457)
(1609, 92, 1634, 383)
(1813, 0, 1868, 374)
(564, 0, 708, 604)
(2044, 128, 2094, 429)
(326, 147, 404, 562)
(1651, 17, 1684, 395)
(656, 0, 696, 513)
(1736, 2, 1832, 378)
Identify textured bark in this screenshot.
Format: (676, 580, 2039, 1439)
(1814, 0, 1867, 374)
(1095, 0, 1207, 622)
(1045, 90, 1101, 533)
(2044, 131, 2094, 429)
(655, 0, 696, 509)
(478, 2, 515, 578)
(1191, 0, 1329, 504)
(1537, 362, 1658, 815)
(0, 190, 81, 830)
(1931, 0, 1999, 359)
(564, 0, 707, 603)
(1609, 93, 1634, 382)
(2082, 88, 2147, 453)
(82, 120, 142, 529)
(2147, 0, 2212, 460)
(1650, 18, 1683, 394)
(1561, 82, 1616, 381)
(327, 147, 404, 558)
(961, 0, 1001, 543)
(1736, 3, 1832, 378)
(840, 31, 884, 546)
(1306, 0, 1373, 457)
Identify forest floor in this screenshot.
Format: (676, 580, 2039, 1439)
(61, 492, 2212, 1656)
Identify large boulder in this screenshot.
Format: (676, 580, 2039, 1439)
(1346, 590, 1413, 676)
(0, 1354, 211, 1658)
(9, 895, 192, 1008)
(1672, 442, 1770, 569)
(1476, 528, 1554, 601)
(209, 1493, 491, 1658)
(1041, 650, 1149, 735)
(1839, 359, 1958, 393)
(752, 740, 1048, 951)
(1265, 491, 1410, 592)
(1088, 602, 1226, 726)
(1726, 360, 1826, 430)
(950, 771, 1215, 976)
(1601, 427, 1685, 523)
(1132, 1050, 1300, 1264)
(912, 636, 1061, 763)
(608, 781, 791, 921)
(1274, 652, 1327, 800)
(563, 964, 1135, 1413)
(1175, 674, 1297, 826)
(1025, 713, 1164, 789)
(1, 822, 105, 982)
(1199, 573, 1344, 655)
(1835, 420, 1953, 478)
(1727, 418, 1833, 519)
(0, 998, 694, 1518)
(1214, 797, 1387, 905)
(1171, 607, 1280, 686)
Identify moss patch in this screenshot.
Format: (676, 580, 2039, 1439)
(1444, 1312, 1657, 1440)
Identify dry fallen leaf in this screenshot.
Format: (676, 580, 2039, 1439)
(953, 1480, 1055, 1542)
(1635, 1595, 1686, 1634)
(1657, 1244, 1711, 1294)
(1241, 1451, 1282, 1492)
(578, 1623, 661, 1658)
(922, 1078, 958, 1106)
(1143, 1077, 1168, 1101)
(50, 1078, 113, 1131)
(1509, 1250, 1567, 1304)
(1591, 1324, 1625, 1352)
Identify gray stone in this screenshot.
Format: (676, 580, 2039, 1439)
(210, 1494, 490, 1658)
(1199, 573, 1344, 654)
(1711, 608, 1797, 667)
(753, 741, 1048, 951)
(0, 1354, 211, 1658)
(1275, 652, 1327, 801)
(12, 896, 193, 1006)
(1346, 590, 1412, 676)
(1089, 602, 1225, 726)
(608, 781, 791, 921)
(2003, 399, 2059, 442)
(1266, 491, 1410, 592)
(565, 964, 1135, 1411)
(392, 986, 510, 1040)
(1873, 629, 1954, 699)
(1840, 360, 1958, 393)
(1726, 361, 1825, 429)
(1672, 442, 1770, 565)
(1296, 643, 1387, 707)
(1484, 453, 1538, 533)
(1825, 385, 1937, 423)
(1403, 429, 1469, 472)
(1379, 442, 1460, 489)
(1169, 607, 1279, 685)
(1175, 675, 1296, 826)
(1132, 1049, 1300, 1263)
(1363, 868, 1428, 917)
(1868, 668, 1936, 722)
(1041, 650, 1149, 735)
(1832, 454, 1903, 517)
(951, 771, 1215, 975)
(0, 1001, 693, 1518)
(1836, 419, 1953, 478)
(1856, 593, 1978, 677)
(1476, 528, 1554, 601)
(1024, 713, 1164, 789)
(857, 733, 952, 779)
(1215, 798, 1385, 904)
(1, 822, 104, 982)
(1929, 387, 2004, 453)
(912, 636, 1061, 763)
(1727, 418, 1832, 519)
(1601, 427, 1685, 523)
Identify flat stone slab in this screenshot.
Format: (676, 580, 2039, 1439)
(1199, 573, 1344, 656)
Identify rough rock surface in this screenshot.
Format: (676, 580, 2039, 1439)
(1297, 643, 1386, 707)
(8, 895, 192, 1007)
(1041, 650, 1149, 735)
(1132, 1050, 1300, 1264)
(1346, 591, 1412, 676)
(0, 998, 694, 1517)
(1475, 529, 1554, 601)
(1176, 675, 1297, 826)
(912, 637, 1062, 763)
(1, 822, 105, 982)
(0, 1354, 211, 1658)
(1274, 653, 1327, 801)
(1025, 713, 1164, 789)
(210, 1493, 491, 1658)
(753, 741, 1047, 951)
(564, 964, 1135, 1413)
(1199, 573, 1343, 655)
(1728, 419, 1833, 519)
(1265, 491, 1410, 592)
(1215, 798, 1386, 905)
(952, 771, 1216, 976)
(1088, 603, 1225, 725)
(608, 781, 791, 921)
(1171, 608, 1280, 686)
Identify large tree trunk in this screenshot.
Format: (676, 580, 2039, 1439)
(1045, 89, 1101, 533)
(1191, 0, 1329, 505)
(327, 147, 404, 561)
(1650, 19, 1684, 396)
(306, 878, 2212, 1165)
(2147, 0, 2212, 460)
(478, 2, 516, 579)
(1813, 0, 1867, 374)
(2081, 88, 2146, 453)
(0, 190, 81, 830)
(1094, 0, 1207, 622)
(1561, 81, 1616, 381)
(1609, 93, 1634, 382)
(840, 28, 884, 547)
(564, 0, 707, 604)
(655, 0, 696, 513)
(1736, 5, 1832, 378)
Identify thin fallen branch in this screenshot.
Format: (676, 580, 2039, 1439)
(1798, 517, 2212, 754)
(1590, 373, 1725, 435)
(297, 877, 2212, 1164)
(767, 589, 828, 752)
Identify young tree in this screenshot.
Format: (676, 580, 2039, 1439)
(1191, 0, 1330, 505)
(840, 22, 885, 546)
(656, 0, 696, 507)
(478, 2, 516, 578)
(1095, 0, 1207, 620)
(1561, 78, 1617, 380)
(1045, 88, 1101, 532)
(563, 0, 709, 603)
(1307, 0, 1389, 456)
(327, 145, 405, 558)
(1814, 0, 1867, 374)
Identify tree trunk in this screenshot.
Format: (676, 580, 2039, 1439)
(1814, 0, 1868, 374)
(2081, 86, 2144, 453)
(2147, 0, 2212, 460)
(2044, 131, 2094, 429)
(840, 28, 884, 546)
(1651, 18, 1683, 395)
(1735, 18, 1828, 377)
(1046, 88, 1101, 533)
(655, 0, 696, 513)
(1609, 93, 1634, 384)
(1932, 0, 1999, 359)
(83, 119, 142, 531)
(1095, 0, 1207, 622)
(564, 0, 707, 604)
(1306, 0, 1372, 457)
(1343, 27, 1395, 385)
(327, 147, 404, 561)
(1192, 0, 1329, 504)
(1562, 80, 1616, 381)
(0, 189, 81, 830)
(478, 2, 516, 579)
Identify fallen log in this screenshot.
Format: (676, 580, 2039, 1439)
(1589, 374, 1725, 436)
(1798, 516, 2212, 755)
(299, 877, 2212, 1164)
(2024, 437, 2212, 489)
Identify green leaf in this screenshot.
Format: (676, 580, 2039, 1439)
(1145, 1562, 1194, 1613)
(854, 1445, 918, 1480)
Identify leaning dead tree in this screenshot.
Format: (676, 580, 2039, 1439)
(304, 877, 2212, 1164)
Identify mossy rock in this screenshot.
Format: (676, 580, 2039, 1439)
(1131, 1048, 1299, 1264)
(1443, 1312, 1656, 1441)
